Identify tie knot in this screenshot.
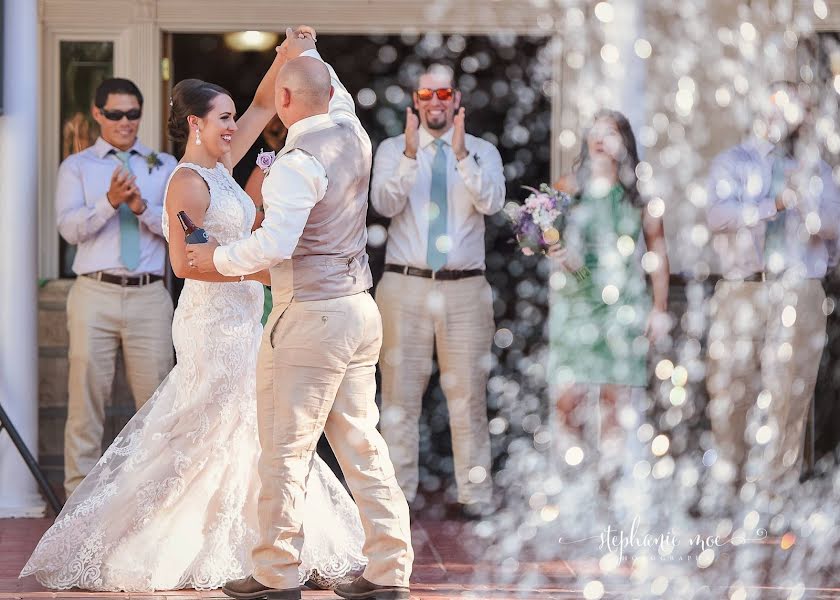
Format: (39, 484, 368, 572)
(434, 139, 445, 150)
(114, 150, 131, 163)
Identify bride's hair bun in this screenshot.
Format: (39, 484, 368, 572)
(167, 79, 232, 145)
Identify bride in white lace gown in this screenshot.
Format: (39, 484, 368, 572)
(21, 40, 366, 593)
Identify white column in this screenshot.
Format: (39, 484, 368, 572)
(613, 0, 647, 153)
(0, 0, 45, 517)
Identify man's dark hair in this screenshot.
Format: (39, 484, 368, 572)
(167, 78, 231, 145)
(94, 78, 143, 108)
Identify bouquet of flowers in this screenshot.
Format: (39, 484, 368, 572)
(505, 183, 590, 281)
(505, 183, 574, 256)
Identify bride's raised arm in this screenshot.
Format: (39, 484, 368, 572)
(225, 48, 284, 169)
(227, 26, 317, 169)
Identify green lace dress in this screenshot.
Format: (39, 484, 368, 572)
(548, 184, 650, 388)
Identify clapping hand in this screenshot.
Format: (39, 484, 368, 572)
(404, 107, 419, 159)
(452, 107, 468, 161)
(772, 157, 801, 212)
(107, 167, 138, 208)
(125, 188, 147, 215)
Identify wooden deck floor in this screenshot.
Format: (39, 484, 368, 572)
(3, 517, 577, 600)
(3, 517, 840, 599)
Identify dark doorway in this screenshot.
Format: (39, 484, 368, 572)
(167, 31, 554, 497)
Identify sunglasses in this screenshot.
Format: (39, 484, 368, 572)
(415, 88, 454, 101)
(100, 108, 142, 121)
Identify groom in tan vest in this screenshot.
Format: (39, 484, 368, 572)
(187, 28, 413, 600)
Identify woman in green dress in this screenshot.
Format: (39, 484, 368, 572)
(548, 110, 670, 445)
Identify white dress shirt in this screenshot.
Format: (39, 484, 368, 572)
(56, 137, 176, 276)
(370, 126, 506, 270)
(213, 49, 365, 276)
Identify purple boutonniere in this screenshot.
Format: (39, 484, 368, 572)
(256, 149, 276, 174)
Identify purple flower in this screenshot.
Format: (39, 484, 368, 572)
(256, 149, 276, 173)
(506, 184, 575, 255)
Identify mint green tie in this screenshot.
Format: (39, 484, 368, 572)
(427, 139, 448, 271)
(114, 151, 141, 271)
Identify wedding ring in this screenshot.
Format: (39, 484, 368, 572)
(189, 260, 195, 268)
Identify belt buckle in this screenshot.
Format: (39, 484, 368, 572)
(402, 265, 409, 276)
(120, 274, 129, 286)
(431, 269, 437, 281)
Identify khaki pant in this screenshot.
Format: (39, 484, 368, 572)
(706, 278, 826, 492)
(64, 276, 174, 496)
(252, 291, 413, 590)
(375, 272, 494, 505)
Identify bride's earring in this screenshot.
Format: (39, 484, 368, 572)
(195, 127, 202, 146)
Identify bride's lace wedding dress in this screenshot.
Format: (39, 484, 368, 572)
(21, 162, 367, 592)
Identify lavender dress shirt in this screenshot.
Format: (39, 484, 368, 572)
(55, 137, 176, 276)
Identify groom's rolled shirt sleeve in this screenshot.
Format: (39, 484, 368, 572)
(213, 151, 328, 276)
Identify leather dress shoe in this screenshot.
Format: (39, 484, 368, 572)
(334, 575, 410, 599)
(222, 575, 301, 600)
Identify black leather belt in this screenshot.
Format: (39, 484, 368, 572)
(83, 272, 163, 287)
(384, 264, 484, 281)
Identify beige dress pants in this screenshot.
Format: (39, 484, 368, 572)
(64, 276, 174, 496)
(375, 272, 494, 505)
(252, 291, 413, 590)
(706, 277, 826, 492)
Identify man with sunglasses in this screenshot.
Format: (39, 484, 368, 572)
(56, 77, 176, 497)
(371, 64, 505, 519)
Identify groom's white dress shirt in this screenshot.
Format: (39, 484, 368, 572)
(370, 126, 506, 270)
(213, 49, 364, 276)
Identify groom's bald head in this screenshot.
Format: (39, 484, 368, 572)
(275, 56, 333, 127)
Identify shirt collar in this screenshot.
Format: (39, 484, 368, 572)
(93, 136, 150, 159)
(285, 113, 334, 148)
(419, 125, 454, 149)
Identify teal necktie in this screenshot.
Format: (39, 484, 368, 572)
(764, 154, 788, 263)
(427, 139, 449, 271)
(114, 150, 141, 271)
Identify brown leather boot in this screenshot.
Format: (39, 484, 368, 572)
(222, 575, 301, 600)
(334, 575, 410, 599)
